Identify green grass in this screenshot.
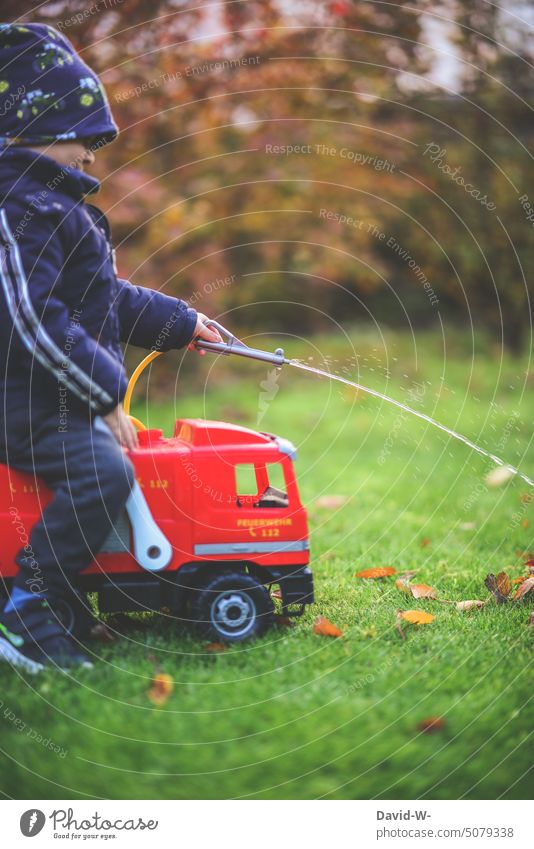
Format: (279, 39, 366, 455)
(1, 326, 533, 800)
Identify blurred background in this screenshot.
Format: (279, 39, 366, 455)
(5, 0, 533, 365)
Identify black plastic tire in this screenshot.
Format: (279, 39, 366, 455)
(190, 571, 274, 643)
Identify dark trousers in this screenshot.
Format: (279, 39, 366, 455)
(1, 413, 135, 599)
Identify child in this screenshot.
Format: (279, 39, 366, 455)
(0, 23, 221, 672)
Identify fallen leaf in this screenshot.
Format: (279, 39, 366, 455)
(522, 519, 530, 529)
(410, 583, 437, 600)
(420, 537, 430, 548)
(315, 495, 348, 509)
(529, 611, 534, 627)
(485, 465, 515, 487)
(400, 609, 435, 625)
(513, 576, 534, 601)
(496, 572, 512, 597)
(355, 567, 396, 579)
(147, 673, 174, 706)
(456, 599, 486, 612)
(395, 578, 412, 593)
(395, 610, 406, 641)
(520, 493, 533, 503)
(89, 622, 115, 643)
(271, 589, 283, 600)
(417, 716, 447, 733)
(525, 558, 534, 571)
(274, 615, 295, 628)
(485, 572, 511, 604)
(313, 616, 343, 637)
(512, 576, 528, 584)
(203, 642, 226, 653)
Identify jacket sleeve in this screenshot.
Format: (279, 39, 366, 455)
(0, 206, 127, 416)
(115, 278, 198, 351)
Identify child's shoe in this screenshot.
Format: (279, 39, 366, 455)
(0, 598, 93, 674)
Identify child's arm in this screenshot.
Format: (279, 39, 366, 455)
(115, 278, 198, 351)
(0, 207, 127, 416)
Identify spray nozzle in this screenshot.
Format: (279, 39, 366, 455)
(195, 320, 290, 367)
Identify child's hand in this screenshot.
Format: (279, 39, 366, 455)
(188, 313, 223, 355)
(102, 403, 138, 451)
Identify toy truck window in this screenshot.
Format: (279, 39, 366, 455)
(235, 462, 288, 509)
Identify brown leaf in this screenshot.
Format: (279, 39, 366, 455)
(315, 495, 348, 509)
(271, 589, 283, 600)
(274, 615, 295, 628)
(147, 673, 173, 705)
(417, 716, 446, 733)
(525, 558, 534, 574)
(89, 622, 115, 643)
(513, 576, 534, 601)
(395, 578, 412, 594)
(395, 610, 406, 641)
(512, 576, 528, 584)
(313, 616, 343, 637)
(420, 537, 430, 548)
(456, 599, 486, 612)
(410, 583, 437, 600)
(203, 642, 226, 653)
(496, 572, 512, 597)
(520, 493, 533, 503)
(400, 609, 435, 625)
(484, 572, 511, 604)
(355, 567, 396, 579)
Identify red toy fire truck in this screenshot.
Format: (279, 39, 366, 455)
(0, 323, 314, 642)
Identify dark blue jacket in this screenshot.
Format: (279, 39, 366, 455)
(0, 147, 197, 439)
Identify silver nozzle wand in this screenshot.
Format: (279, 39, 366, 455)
(195, 320, 290, 367)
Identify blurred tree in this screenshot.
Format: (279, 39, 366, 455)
(2, 0, 532, 355)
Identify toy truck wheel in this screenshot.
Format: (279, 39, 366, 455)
(191, 572, 274, 643)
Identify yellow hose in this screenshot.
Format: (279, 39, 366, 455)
(123, 350, 162, 428)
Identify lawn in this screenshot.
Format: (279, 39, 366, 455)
(1, 326, 533, 800)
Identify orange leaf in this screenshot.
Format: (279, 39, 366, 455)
(417, 716, 446, 733)
(420, 537, 430, 548)
(147, 673, 174, 705)
(395, 578, 412, 593)
(512, 576, 528, 584)
(203, 642, 226, 653)
(400, 609, 435, 625)
(496, 571, 512, 597)
(355, 567, 396, 579)
(456, 599, 486, 612)
(513, 576, 534, 600)
(485, 572, 511, 604)
(313, 616, 343, 637)
(410, 583, 437, 599)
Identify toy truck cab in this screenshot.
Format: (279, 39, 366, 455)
(0, 418, 314, 643)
